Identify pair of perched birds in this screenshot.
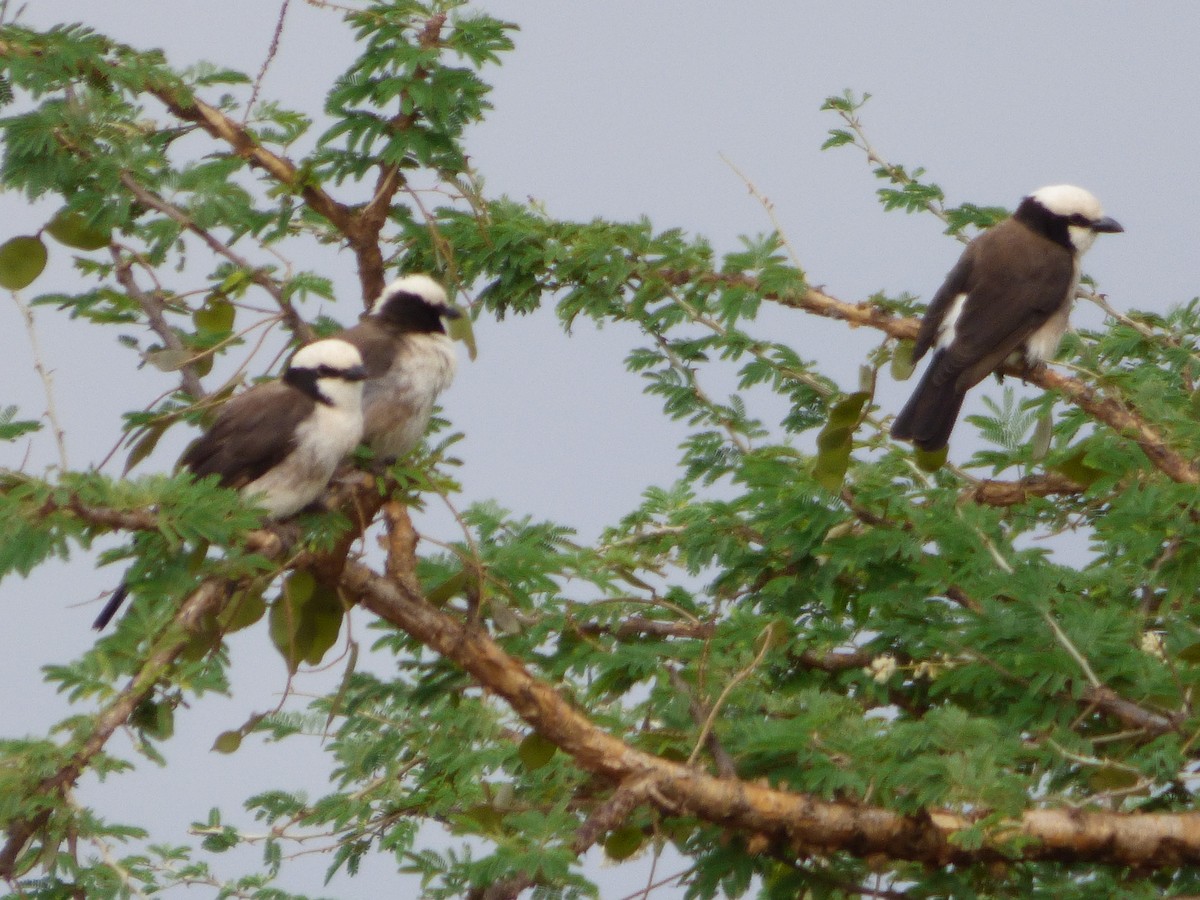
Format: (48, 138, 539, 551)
(92, 274, 460, 629)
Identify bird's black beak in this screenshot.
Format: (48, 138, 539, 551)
(345, 364, 368, 382)
(1092, 216, 1124, 234)
(440, 304, 464, 320)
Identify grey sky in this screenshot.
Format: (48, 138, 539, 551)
(2, 3, 1198, 896)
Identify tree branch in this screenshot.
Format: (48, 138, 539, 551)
(0, 579, 229, 879)
(758, 280, 1198, 484)
(116, 173, 314, 345)
(110, 250, 207, 399)
(341, 561, 1200, 868)
(968, 472, 1086, 506)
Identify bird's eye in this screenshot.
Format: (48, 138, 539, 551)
(1068, 213, 1092, 227)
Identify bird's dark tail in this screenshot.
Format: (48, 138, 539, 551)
(92, 582, 129, 630)
(890, 353, 966, 452)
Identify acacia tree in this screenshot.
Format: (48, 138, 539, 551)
(4, 3, 1200, 898)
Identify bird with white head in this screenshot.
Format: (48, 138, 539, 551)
(891, 184, 1122, 452)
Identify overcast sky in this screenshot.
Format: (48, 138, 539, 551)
(3, 3, 1198, 897)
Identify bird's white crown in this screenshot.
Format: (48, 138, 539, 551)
(1028, 184, 1106, 221)
(290, 338, 364, 375)
(371, 274, 448, 314)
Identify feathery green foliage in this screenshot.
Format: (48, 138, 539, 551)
(3, 6, 1200, 900)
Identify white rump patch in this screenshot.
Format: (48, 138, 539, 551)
(936, 294, 968, 349)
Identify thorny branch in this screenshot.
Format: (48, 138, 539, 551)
(10, 292, 68, 470)
(110, 249, 207, 399)
(116, 173, 314, 345)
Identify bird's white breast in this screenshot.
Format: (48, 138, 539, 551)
(1024, 258, 1081, 365)
(244, 389, 364, 518)
(362, 333, 457, 459)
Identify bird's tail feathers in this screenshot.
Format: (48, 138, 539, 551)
(890, 356, 966, 452)
(92, 582, 129, 630)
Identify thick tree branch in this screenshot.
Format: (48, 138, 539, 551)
(763, 283, 1200, 484)
(342, 561, 1200, 868)
(0, 579, 229, 879)
(968, 472, 1086, 506)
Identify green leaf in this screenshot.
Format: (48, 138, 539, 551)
(131, 700, 175, 740)
(890, 340, 916, 381)
(45, 208, 111, 250)
(303, 580, 344, 666)
(1178, 642, 1200, 664)
(425, 569, 468, 607)
(123, 423, 168, 475)
(212, 730, 243, 754)
(269, 572, 314, 674)
(0, 405, 41, 441)
(447, 304, 477, 360)
(193, 295, 236, 335)
(604, 825, 644, 861)
(268, 571, 344, 672)
(0, 235, 48, 289)
(461, 805, 505, 836)
(813, 442, 851, 492)
(221, 587, 267, 632)
(826, 391, 870, 428)
(1052, 448, 1103, 488)
(812, 392, 868, 490)
(489, 596, 522, 635)
(517, 732, 557, 771)
(1030, 411, 1053, 462)
(1088, 766, 1140, 791)
(914, 445, 948, 472)
(145, 349, 195, 372)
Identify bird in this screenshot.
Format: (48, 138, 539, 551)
(890, 184, 1123, 451)
(92, 338, 368, 629)
(336, 273, 461, 461)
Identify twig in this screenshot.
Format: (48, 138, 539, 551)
(720, 153, 803, 270)
(686, 628, 773, 768)
(1043, 610, 1102, 689)
(243, 0, 292, 124)
(616, 868, 695, 900)
(10, 291, 68, 470)
(110, 249, 207, 399)
(117, 172, 314, 344)
(669, 667, 737, 777)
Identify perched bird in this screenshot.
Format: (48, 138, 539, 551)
(337, 274, 461, 461)
(93, 338, 368, 629)
(891, 184, 1123, 451)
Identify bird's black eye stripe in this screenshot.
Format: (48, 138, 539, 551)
(1068, 213, 1092, 227)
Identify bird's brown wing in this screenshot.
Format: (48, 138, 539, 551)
(933, 228, 1075, 393)
(179, 382, 311, 488)
(913, 242, 976, 362)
